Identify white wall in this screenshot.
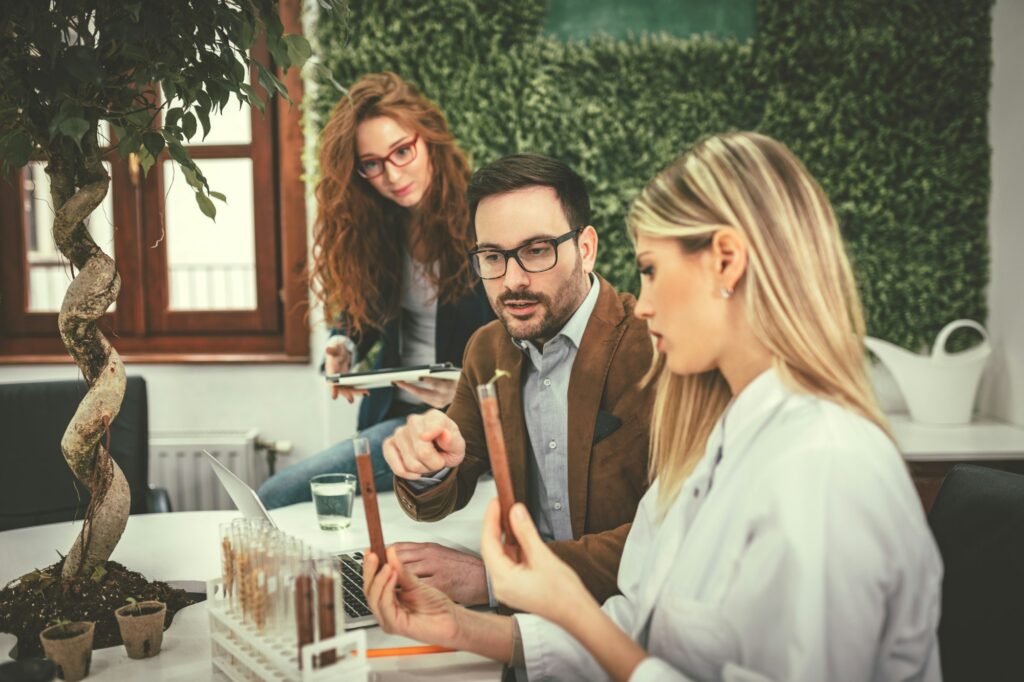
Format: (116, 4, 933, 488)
(979, 0, 1024, 426)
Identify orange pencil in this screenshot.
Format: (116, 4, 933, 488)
(366, 645, 456, 658)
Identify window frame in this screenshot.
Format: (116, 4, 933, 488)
(0, 3, 309, 364)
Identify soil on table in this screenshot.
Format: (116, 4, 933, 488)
(0, 560, 199, 660)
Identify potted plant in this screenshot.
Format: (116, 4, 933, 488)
(113, 597, 165, 659)
(38, 619, 94, 682)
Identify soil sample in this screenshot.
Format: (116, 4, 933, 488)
(294, 572, 314, 669)
(354, 442, 386, 569)
(477, 383, 519, 560)
(39, 621, 93, 682)
(114, 601, 166, 659)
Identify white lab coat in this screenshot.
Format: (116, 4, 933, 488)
(517, 369, 943, 681)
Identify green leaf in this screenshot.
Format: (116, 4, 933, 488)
(239, 83, 265, 114)
(312, 62, 346, 93)
(237, 16, 256, 50)
(193, 105, 211, 140)
(267, 38, 290, 70)
(90, 564, 107, 582)
(165, 137, 194, 171)
(284, 34, 313, 68)
(181, 112, 197, 140)
(0, 132, 33, 168)
(142, 131, 164, 156)
(49, 101, 84, 140)
(59, 117, 90, 145)
(181, 164, 205, 191)
(256, 63, 290, 104)
(116, 131, 142, 158)
(126, 109, 152, 128)
(209, 190, 227, 202)
(138, 147, 156, 176)
(64, 47, 104, 86)
(195, 191, 217, 220)
(165, 107, 183, 129)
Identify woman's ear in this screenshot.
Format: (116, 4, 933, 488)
(711, 228, 748, 294)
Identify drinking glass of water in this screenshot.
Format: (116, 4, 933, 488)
(309, 472, 356, 530)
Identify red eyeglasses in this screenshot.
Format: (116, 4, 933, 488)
(356, 134, 420, 179)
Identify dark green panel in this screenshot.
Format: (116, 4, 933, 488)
(543, 0, 757, 41)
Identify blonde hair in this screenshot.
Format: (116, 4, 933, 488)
(628, 132, 892, 515)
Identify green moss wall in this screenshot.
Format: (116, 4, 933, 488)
(312, 0, 992, 350)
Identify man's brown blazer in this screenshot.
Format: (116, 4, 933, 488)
(394, 275, 654, 602)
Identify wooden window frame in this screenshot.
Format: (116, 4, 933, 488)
(0, 2, 309, 364)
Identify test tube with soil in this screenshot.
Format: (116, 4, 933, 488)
(353, 437, 387, 569)
(477, 383, 519, 560)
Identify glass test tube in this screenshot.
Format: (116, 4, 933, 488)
(353, 436, 386, 568)
(477, 383, 519, 558)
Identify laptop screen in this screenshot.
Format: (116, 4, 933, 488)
(204, 450, 277, 528)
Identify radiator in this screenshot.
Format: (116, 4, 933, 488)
(149, 428, 266, 512)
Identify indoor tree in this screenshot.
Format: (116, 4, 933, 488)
(0, 0, 341, 581)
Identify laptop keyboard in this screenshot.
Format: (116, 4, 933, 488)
(337, 552, 373, 620)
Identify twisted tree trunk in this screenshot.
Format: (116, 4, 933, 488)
(46, 132, 131, 580)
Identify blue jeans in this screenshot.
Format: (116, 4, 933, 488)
(257, 416, 406, 509)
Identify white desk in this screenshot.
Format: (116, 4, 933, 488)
(0, 482, 502, 681)
(890, 414, 1024, 462)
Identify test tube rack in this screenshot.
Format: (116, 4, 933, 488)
(206, 579, 368, 682)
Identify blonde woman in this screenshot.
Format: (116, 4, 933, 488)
(362, 132, 943, 681)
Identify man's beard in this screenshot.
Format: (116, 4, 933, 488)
(495, 257, 588, 345)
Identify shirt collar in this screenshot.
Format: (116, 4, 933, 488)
(512, 273, 599, 353)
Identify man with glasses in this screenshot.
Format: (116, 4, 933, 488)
(382, 154, 654, 606)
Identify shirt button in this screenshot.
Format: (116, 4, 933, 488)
(553, 502, 562, 511)
(693, 489, 700, 498)
(548, 440, 557, 449)
(543, 378, 552, 387)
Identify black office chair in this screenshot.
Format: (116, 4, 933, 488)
(0, 376, 171, 531)
(928, 464, 1024, 682)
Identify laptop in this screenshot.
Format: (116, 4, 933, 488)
(204, 451, 377, 628)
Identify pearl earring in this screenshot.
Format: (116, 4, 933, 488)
(720, 287, 733, 300)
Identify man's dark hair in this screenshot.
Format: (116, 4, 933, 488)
(467, 153, 591, 241)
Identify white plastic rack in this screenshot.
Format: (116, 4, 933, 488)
(206, 579, 368, 682)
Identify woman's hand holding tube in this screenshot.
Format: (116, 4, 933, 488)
(362, 546, 461, 646)
(363, 545, 517, 663)
(479, 499, 597, 626)
(481, 499, 649, 682)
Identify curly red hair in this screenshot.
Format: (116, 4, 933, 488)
(311, 72, 475, 338)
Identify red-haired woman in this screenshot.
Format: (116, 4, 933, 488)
(259, 72, 493, 508)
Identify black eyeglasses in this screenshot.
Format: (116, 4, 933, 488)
(356, 134, 419, 179)
(469, 228, 581, 280)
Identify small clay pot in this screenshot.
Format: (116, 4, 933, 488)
(39, 621, 94, 682)
(114, 601, 166, 659)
